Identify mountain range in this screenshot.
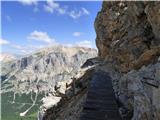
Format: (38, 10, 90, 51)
(1, 46, 97, 120)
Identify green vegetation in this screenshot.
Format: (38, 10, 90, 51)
(34, 51, 44, 58)
(1, 92, 44, 120)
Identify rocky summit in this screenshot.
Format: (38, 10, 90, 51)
(0, 53, 16, 63)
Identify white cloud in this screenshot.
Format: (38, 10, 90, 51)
(82, 7, 90, 15)
(68, 8, 90, 19)
(0, 38, 10, 45)
(18, 0, 39, 13)
(8, 40, 93, 55)
(44, 1, 89, 19)
(44, 0, 66, 14)
(75, 40, 93, 48)
(16, 46, 31, 54)
(11, 44, 23, 49)
(73, 32, 82, 37)
(18, 0, 38, 5)
(11, 44, 47, 55)
(18, 0, 90, 18)
(69, 10, 81, 19)
(44, 0, 59, 13)
(57, 8, 66, 14)
(20, 49, 28, 54)
(27, 30, 55, 43)
(64, 43, 73, 47)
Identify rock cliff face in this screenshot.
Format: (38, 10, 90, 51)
(95, 1, 160, 119)
(95, 1, 160, 73)
(1, 46, 97, 87)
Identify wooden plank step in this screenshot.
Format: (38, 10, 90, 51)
(87, 93, 115, 98)
(83, 103, 118, 111)
(87, 94, 115, 100)
(81, 112, 107, 119)
(80, 117, 97, 120)
(89, 85, 113, 89)
(81, 110, 121, 120)
(85, 101, 117, 107)
(80, 116, 105, 120)
(88, 91, 115, 95)
(80, 111, 108, 120)
(88, 89, 114, 93)
(80, 71, 121, 120)
(85, 99, 118, 106)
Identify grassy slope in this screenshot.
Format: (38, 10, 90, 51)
(1, 92, 43, 120)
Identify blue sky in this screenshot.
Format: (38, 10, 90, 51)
(1, 0, 102, 55)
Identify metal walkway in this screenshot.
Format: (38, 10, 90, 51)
(80, 71, 121, 120)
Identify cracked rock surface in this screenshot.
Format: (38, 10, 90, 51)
(95, 1, 160, 119)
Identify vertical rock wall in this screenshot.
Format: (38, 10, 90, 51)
(95, 1, 160, 72)
(95, 1, 160, 119)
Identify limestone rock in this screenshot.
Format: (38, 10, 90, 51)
(95, 1, 160, 119)
(95, 1, 160, 73)
(1, 46, 97, 94)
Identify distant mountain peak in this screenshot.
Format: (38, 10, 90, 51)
(0, 53, 16, 62)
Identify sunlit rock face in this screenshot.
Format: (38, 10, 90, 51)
(95, 1, 160, 73)
(1, 46, 97, 94)
(1, 46, 97, 119)
(95, 1, 160, 120)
